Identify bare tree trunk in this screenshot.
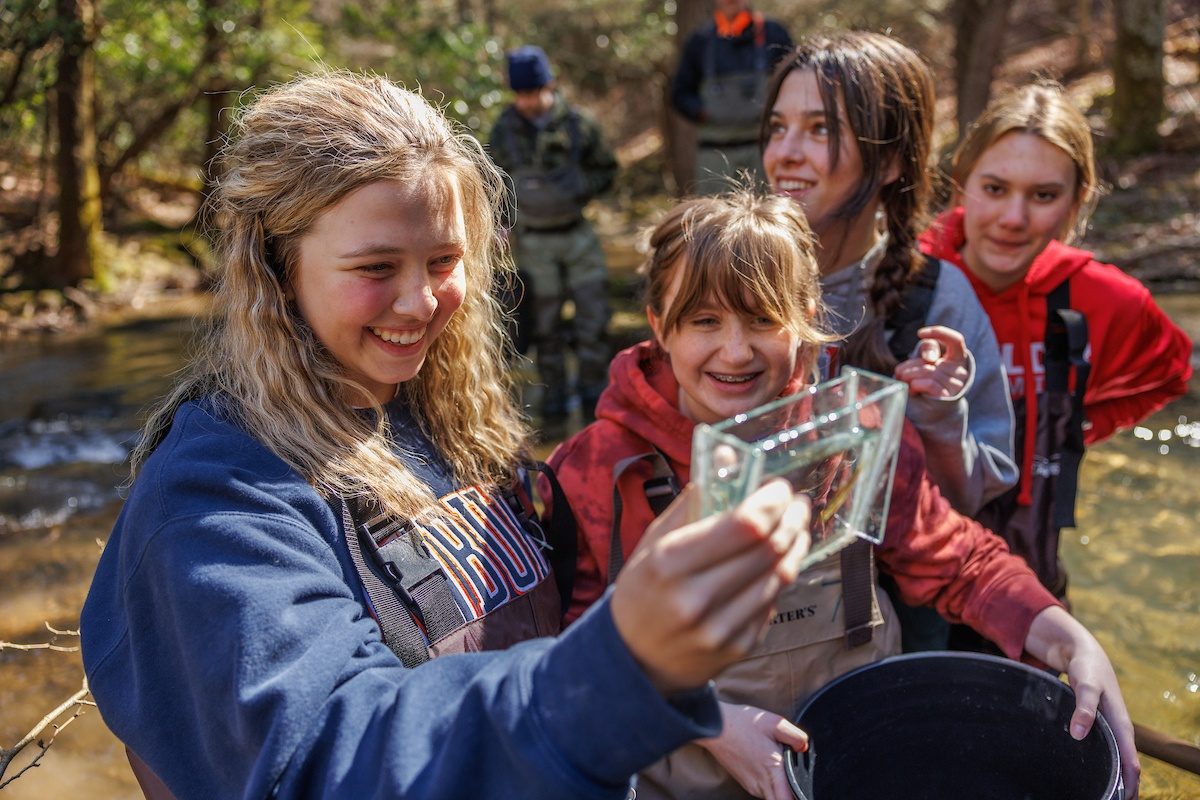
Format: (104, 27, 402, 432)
(53, 0, 102, 289)
(663, 0, 708, 195)
(198, 0, 227, 214)
(951, 0, 1013, 140)
(1111, 0, 1165, 154)
(1072, 0, 1096, 71)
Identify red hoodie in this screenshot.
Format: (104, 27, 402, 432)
(547, 340, 1057, 656)
(921, 208, 1193, 502)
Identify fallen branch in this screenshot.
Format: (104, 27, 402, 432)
(0, 677, 93, 788)
(0, 640, 78, 652)
(0, 622, 81, 653)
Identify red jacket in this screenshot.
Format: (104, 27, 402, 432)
(921, 209, 1192, 500)
(548, 340, 1057, 657)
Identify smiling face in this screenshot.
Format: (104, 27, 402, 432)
(290, 178, 468, 404)
(648, 258, 800, 425)
(763, 69, 882, 270)
(958, 131, 1079, 292)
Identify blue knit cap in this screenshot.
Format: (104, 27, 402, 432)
(507, 46, 554, 91)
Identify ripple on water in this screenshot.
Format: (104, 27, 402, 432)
(0, 464, 127, 535)
(0, 417, 134, 471)
(1066, 398, 1200, 797)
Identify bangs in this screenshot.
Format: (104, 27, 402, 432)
(659, 211, 805, 334)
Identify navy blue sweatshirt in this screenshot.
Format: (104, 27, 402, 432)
(81, 399, 718, 799)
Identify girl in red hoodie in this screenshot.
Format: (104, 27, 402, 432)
(921, 81, 1192, 605)
(550, 190, 1140, 800)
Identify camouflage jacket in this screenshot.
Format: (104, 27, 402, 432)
(488, 97, 617, 229)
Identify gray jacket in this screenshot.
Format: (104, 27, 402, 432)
(820, 241, 1018, 515)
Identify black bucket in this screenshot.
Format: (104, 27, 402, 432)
(785, 652, 1122, 800)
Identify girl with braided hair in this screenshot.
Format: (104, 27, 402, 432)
(761, 32, 1019, 650)
(761, 31, 1017, 519)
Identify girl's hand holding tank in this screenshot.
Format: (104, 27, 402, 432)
(893, 325, 971, 400)
(1023, 605, 1142, 799)
(697, 701, 809, 800)
(610, 480, 812, 696)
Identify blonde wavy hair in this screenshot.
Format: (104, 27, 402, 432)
(640, 190, 834, 380)
(952, 80, 1100, 244)
(132, 71, 529, 519)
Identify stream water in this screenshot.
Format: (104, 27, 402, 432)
(0, 294, 1197, 798)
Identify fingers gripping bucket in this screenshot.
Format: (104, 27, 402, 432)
(785, 653, 1123, 800)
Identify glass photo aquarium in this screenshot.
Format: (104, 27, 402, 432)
(691, 368, 907, 572)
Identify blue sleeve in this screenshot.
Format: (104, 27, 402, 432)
(671, 31, 707, 121)
(81, 414, 719, 799)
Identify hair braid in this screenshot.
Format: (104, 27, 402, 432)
(762, 31, 936, 376)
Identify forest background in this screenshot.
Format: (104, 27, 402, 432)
(1, 0, 1199, 795)
(1, 0, 1198, 323)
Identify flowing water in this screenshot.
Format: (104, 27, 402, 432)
(0, 294, 1197, 798)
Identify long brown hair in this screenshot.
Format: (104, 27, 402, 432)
(761, 31, 936, 373)
(132, 71, 529, 519)
(952, 80, 1099, 244)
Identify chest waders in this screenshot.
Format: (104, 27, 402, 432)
(608, 450, 899, 800)
(337, 462, 577, 667)
(697, 14, 769, 146)
(976, 279, 1090, 602)
(949, 279, 1089, 657)
(505, 112, 589, 231)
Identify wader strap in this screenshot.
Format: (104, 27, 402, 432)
(517, 461, 579, 615)
(1044, 279, 1090, 528)
(350, 496, 467, 645)
(338, 499, 432, 668)
(840, 539, 875, 648)
(886, 255, 942, 362)
(608, 449, 680, 583)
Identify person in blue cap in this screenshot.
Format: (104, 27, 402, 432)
(488, 45, 618, 434)
(672, 0, 792, 194)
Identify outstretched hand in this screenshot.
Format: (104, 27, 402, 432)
(1024, 605, 1141, 799)
(893, 325, 970, 399)
(610, 480, 812, 695)
(698, 702, 809, 800)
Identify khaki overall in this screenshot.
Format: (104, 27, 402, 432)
(635, 554, 901, 800)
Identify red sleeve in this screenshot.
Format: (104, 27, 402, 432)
(544, 435, 609, 626)
(544, 425, 666, 626)
(876, 425, 1060, 658)
(1081, 275, 1193, 444)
